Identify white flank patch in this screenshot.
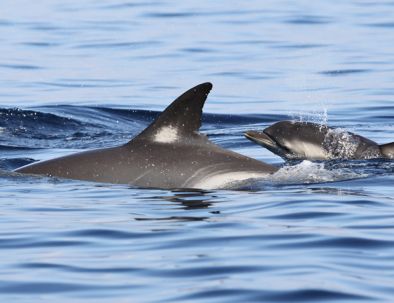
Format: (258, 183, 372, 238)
(154, 126, 178, 143)
(193, 172, 266, 190)
(301, 142, 327, 160)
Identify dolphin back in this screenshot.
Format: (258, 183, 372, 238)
(379, 142, 394, 158)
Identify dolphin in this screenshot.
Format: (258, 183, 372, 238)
(245, 121, 394, 161)
(15, 83, 278, 189)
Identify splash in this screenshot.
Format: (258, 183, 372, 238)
(318, 107, 328, 129)
(360, 145, 382, 159)
(322, 128, 359, 159)
(267, 160, 367, 184)
(221, 160, 368, 189)
(289, 106, 329, 129)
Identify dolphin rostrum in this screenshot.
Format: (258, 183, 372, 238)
(15, 83, 278, 189)
(245, 121, 394, 161)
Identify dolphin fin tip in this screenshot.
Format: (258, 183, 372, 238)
(127, 83, 213, 145)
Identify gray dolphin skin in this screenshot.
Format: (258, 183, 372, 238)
(245, 121, 394, 161)
(15, 83, 278, 189)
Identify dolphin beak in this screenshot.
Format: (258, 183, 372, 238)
(245, 130, 293, 160)
(245, 130, 277, 148)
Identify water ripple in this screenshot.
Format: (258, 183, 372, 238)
(1, 0, 394, 302)
(319, 69, 371, 76)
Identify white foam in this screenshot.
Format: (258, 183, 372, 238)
(154, 126, 178, 143)
(189, 160, 368, 189)
(322, 128, 359, 159)
(267, 160, 367, 184)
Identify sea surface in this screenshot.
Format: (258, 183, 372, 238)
(1, 0, 394, 302)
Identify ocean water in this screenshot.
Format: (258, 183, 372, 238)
(1, 0, 394, 302)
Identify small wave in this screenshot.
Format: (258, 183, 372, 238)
(319, 69, 370, 76)
(267, 160, 367, 184)
(0, 158, 36, 171)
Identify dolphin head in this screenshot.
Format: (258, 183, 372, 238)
(245, 129, 296, 160)
(245, 121, 331, 161)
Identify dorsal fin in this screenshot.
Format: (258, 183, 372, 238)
(126, 82, 212, 144)
(379, 142, 394, 158)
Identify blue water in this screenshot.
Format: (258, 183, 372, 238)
(1, 0, 394, 301)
